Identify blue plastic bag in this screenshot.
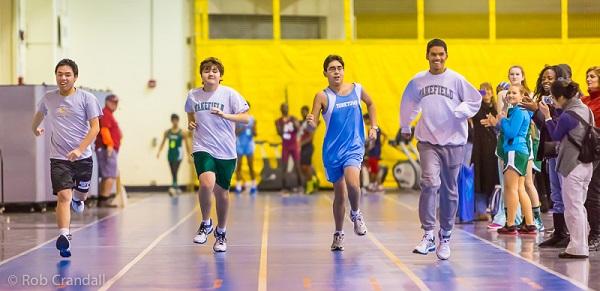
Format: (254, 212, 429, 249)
(457, 164, 475, 223)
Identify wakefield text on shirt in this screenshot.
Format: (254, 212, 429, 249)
(419, 85, 455, 100)
(193, 102, 225, 112)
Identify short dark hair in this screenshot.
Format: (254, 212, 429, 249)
(426, 38, 447, 54)
(323, 55, 344, 72)
(55, 59, 78, 76)
(200, 57, 224, 76)
(171, 113, 179, 120)
(551, 80, 580, 100)
(301, 105, 309, 111)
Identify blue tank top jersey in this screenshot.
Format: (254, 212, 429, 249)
(321, 83, 365, 167)
(236, 117, 254, 146)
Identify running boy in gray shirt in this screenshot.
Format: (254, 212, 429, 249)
(186, 57, 250, 252)
(32, 59, 102, 257)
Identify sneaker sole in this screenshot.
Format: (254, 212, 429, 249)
(331, 246, 344, 251)
(412, 247, 435, 255)
(56, 236, 71, 258)
(436, 252, 450, 260)
(213, 247, 227, 252)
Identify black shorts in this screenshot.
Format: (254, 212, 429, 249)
(300, 144, 314, 166)
(50, 157, 93, 195)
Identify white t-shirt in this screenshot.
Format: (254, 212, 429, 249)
(400, 68, 482, 146)
(184, 85, 249, 159)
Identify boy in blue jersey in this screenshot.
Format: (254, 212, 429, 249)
(400, 39, 481, 260)
(234, 111, 257, 194)
(307, 55, 379, 251)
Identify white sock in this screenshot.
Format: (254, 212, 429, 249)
(350, 209, 360, 217)
(202, 219, 211, 226)
(217, 227, 226, 234)
(59, 228, 69, 236)
(335, 230, 344, 235)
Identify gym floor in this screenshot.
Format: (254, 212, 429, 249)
(0, 191, 596, 290)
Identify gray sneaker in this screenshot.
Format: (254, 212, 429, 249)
(331, 233, 344, 251)
(413, 233, 435, 255)
(436, 231, 451, 260)
(193, 219, 213, 244)
(351, 211, 367, 236)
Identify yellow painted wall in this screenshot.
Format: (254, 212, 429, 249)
(194, 39, 600, 188)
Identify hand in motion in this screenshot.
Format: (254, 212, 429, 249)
(519, 101, 538, 112)
(368, 127, 378, 141)
(188, 121, 197, 131)
(33, 128, 44, 136)
(481, 113, 501, 127)
(67, 148, 82, 161)
(306, 114, 316, 128)
(538, 101, 551, 120)
(210, 107, 225, 118)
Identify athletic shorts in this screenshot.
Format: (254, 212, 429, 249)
(527, 136, 542, 172)
(325, 156, 363, 183)
(193, 151, 236, 190)
(300, 144, 314, 166)
(50, 157, 93, 195)
(501, 150, 528, 176)
(96, 147, 118, 178)
(236, 141, 255, 156)
(366, 156, 380, 175)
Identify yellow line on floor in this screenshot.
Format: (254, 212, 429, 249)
(258, 196, 271, 291)
(322, 195, 429, 291)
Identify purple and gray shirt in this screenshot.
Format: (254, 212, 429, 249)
(37, 88, 102, 160)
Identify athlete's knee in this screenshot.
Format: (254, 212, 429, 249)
(333, 194, 346, 205)
(345, 179, 361, 193)
(56, 190, 72, 204)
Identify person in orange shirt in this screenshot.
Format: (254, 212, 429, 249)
(95, 94, 122, 207)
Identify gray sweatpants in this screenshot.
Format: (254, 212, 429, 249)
(417, 142, 465, 232)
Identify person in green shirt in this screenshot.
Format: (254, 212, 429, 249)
(157, 113, 191, 195)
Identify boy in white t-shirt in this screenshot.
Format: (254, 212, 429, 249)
(185, 57, 250, 252)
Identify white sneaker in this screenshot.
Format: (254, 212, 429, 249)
(413, 233, 435, 255)
(436, 231, 451, 260)
(351, 211, 367, 236)
(71, 199, 84, 214)
(193, 219, 213, 244)
(213, 231, 227, 252)
(330, 233, 344, 251)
